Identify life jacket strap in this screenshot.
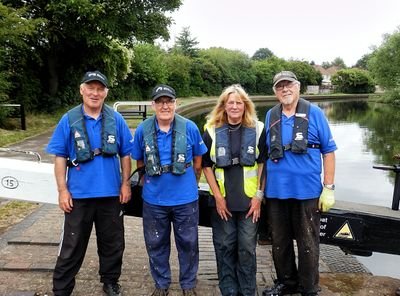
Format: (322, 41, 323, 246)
(283, 143, 321, 151)
(160, 162, 192, 173)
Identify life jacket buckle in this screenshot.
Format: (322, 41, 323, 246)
(66, 158, 79, 168)
(231, 157, 240, 165)
(160, 163, 192, 174)
(161, 165, 171, 173)
(93, 148, 102, 156)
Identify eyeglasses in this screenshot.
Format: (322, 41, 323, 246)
(274, 81, 298, 91)
(154, 99, 176, 107)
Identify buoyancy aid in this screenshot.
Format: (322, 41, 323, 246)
(205, 121, 264, 198)
(67, 104, 117, 166)
(142, 114, 188, 176)
(269, 98, 320, 161)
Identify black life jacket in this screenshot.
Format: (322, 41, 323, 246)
(269, 98, 319, 161)
(206, 122, 263, 167)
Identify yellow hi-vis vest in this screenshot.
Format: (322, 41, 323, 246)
(205, 120, 264, 198)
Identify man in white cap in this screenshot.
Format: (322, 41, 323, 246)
(262, 71, 337, 296)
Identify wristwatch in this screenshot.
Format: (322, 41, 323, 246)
(324, 184, 335, 190)
(255, 190, 264, 200)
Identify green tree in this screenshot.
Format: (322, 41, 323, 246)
(321, 61, 331, 69)
(117, 43, 167, 100)
(322, 57, 346, 69)
(251, 57, 287, 95)
(0, 4, 44, 110)
(164, 53, 193, 97)
(251, 48, 274, 60)
(286, 60, 323, 92)
(331, 57, 347, 69)
(368, 29, 400, 91)
(354, 54, 371, 69)
(331, 68, 375, 93)
(200, 47, 255, 91)
(172, 26, 199, 58)
(2, 0, 182, 109)
(189, 57, 222, 96)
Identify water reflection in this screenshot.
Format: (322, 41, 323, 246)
(320, 101, 397, 207)
(328, 101, 400, 168)
(321, 101, 400, 279)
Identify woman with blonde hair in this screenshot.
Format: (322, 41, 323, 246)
(206, 84, 258, 128)
(202, 84, 267, 296)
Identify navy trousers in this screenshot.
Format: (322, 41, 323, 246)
(143, 200, 199, 290)
(211, 209, 258, 296)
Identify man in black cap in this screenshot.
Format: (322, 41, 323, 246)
(261, 71, 337, 296)
(132, 84, 207, 296)
(47, 70, 133, 296)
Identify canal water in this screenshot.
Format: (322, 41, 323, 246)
(316, 100, 400, 279)
(193, 99, 400, 279)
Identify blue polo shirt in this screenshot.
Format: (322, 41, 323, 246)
(132, 118, 207, 206)
(265, 101, 337, 199)
(46, 106, 133, 198)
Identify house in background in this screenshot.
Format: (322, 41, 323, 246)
(306, 65, 340, 94)
(314, 65, 340, 86)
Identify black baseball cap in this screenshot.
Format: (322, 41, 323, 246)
(81, 71, 109, 88)
(151, 84, 176, 101)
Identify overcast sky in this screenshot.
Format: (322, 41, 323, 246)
(165, 0, 400, 67)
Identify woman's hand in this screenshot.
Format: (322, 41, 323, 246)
(246, 198, 262, 223)
(215, 195, 232, 221)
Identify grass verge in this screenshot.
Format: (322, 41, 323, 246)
(0, 110, 67, 147)
(0, 201, 40, 235)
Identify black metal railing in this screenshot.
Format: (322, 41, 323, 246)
(0, 103, 26, 130)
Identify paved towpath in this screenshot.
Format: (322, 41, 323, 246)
(0, 201, 369, 296)
(0, 131, 399, 295)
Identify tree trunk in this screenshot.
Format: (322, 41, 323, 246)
(47, 52, 58, 97)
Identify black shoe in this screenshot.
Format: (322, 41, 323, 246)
(262, 281, 297, 296)
(103, 283, 121, 296)
(151, 288, 169, 296)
